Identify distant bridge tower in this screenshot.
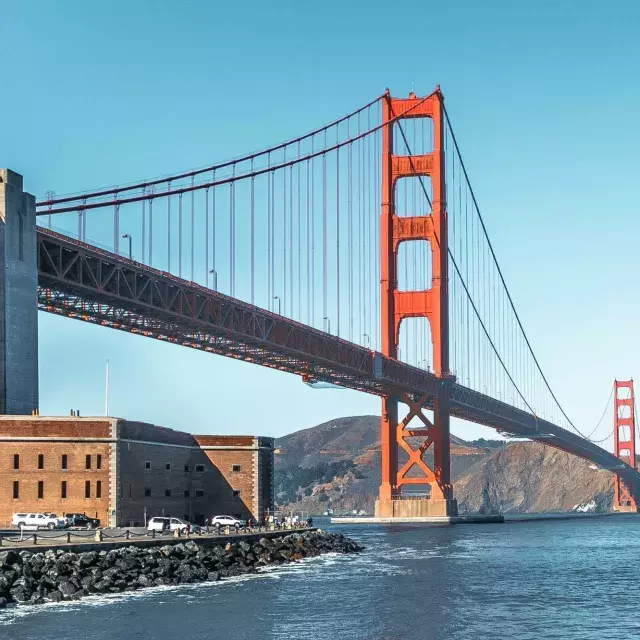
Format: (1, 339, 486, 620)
(613, 379, 637, 512)
(376, 89, 457, 519)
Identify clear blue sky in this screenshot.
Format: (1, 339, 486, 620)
(1, 0, 638, 443)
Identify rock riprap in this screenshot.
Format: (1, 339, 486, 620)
(0, 531, 363, 607)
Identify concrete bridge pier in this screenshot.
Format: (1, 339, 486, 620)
(0, 169, 38, 414)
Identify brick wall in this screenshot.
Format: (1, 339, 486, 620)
(0, 418, 111, 438)
(0, 441, 111, 526)
(197, 447, 256, 519)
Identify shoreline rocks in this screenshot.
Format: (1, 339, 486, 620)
(0, 531, 363, 607)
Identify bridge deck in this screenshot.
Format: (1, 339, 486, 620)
(36, 227, 640, 501)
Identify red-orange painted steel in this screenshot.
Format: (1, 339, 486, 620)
(35, 228, 640, 502)
(378, 89, 453, 502)
(613, 379, 637, 511)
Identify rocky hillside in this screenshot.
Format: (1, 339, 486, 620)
(275, 416, 616, 515)
(455, 441, 614, 514)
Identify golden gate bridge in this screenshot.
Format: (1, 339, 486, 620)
(23, 87, 638, 518)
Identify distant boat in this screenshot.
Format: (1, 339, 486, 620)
(323, 508, 334, 516)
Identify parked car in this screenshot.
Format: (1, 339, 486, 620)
(11, 513, 64, 530)
(44, 513, 67, 528)
(65, 513, 101, 529)
(210, 515, 244, 531)
(147, 517, 192, 533)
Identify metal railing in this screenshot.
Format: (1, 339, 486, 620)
(0, 522, 311, 547)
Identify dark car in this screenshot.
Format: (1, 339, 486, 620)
(65, 513, 101, 529)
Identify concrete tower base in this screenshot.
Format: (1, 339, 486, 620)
(0, 169, 38, 414)
(375, 497, 459, 519)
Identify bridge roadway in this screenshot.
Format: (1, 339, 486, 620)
(36, 227, 640, 500)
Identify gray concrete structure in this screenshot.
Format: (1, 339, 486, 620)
(0, 169, 38, 414)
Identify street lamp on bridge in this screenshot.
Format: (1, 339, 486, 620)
(273, 295, 281, 315)
(323, 316, 331, 334)
(121, 233, 132, 260)
(209, 269, 217, 291)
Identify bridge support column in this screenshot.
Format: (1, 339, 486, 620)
(0, 169, 38, 414)
(613, 379, 637, 512)
(376, 89, 457, 519)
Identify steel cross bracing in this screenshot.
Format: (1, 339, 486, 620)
(36, 227, 640, 502)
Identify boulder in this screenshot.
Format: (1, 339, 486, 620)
(46, 590, 65, 603)
(0, 550, 22, 566)
(78, 551, 99, 568)
(58, 580, 77, 597)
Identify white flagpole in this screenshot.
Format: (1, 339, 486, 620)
(105, 359, 110, 417)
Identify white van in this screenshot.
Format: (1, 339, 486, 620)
(146, 517, 189, 532)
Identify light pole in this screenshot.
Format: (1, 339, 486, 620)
(209, 269, 217, 291)
(121, 233, 132, 260)
(104, 359, 110, 417)
(323, 316, 331, 334)
(273, 295, 281, 315)
(363, 333, 370, 348)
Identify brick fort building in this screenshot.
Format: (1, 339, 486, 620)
(0, 416, 274, 527)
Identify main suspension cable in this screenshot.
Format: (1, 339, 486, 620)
(443, 105, 589, 437)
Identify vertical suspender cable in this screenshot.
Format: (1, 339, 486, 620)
(149, 197, 153, 267)
(267, 154, 272, 306)
(270, 170, 275, 311)
(336, 134, 340, 337)
(283, 148, 287, 311)
(363, 122, 368, 347)
(322, 133, 327, 329)
(190, 175, 195, 281)
(289, 163, 293, 317)
(230, 164, 236, 297)
(306, 158, 311, 324)
(142, 190, 146, 264)
(167, 181, 171, 272)
(205, 188, 209, 283)
(113, 193, 119, 254)
(297, 142, 301, 320)
(212, 171, 216, 288)
(367, 108, 373, 355)
(179, 193, 183, 278)
(348, 121, 353, 342)
(311, 138, 315, 326)
(251, 159, 255, 305)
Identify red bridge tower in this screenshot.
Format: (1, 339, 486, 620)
(613, 379, 637, 512)
(376, 88, 457, 518)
